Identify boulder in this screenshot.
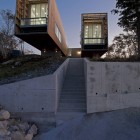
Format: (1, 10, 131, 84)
(18, 122, 29, 132)
(0, 136, 11, 140)
(9, 125, 20, 132)
(28, 125, 37, 135)
(14, 61, 22, 67)
(0, 110, 10, 121)
(25, 133, 33, 140)
(11, 131, 25, 140)
(2, 60, 14, 65)
(0, 129, 10, 137)
(0, 121, 8, 129)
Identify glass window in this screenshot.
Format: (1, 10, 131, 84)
(41, 4, 45, 17)
(31, 5, 35, 18)
(35, 4, 40, 18)
(84, 23, 102, 44)
(55, 24, 62, 43)
(30, 3, 48, 25)
(30, 3, 48, 18)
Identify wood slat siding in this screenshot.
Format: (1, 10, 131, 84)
(15, 0, 68, 56)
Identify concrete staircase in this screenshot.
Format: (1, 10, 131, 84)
(57, 58, 86, 113)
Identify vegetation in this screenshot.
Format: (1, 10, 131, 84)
(0, 54, 66, 80)
(0, 10, 20, 59)
(111, 0, 140, 55)
(106, 31, 137, 58)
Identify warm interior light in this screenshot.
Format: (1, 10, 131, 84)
(77, 51, 81, 55)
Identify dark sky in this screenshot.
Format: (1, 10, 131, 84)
(0, 0, 123, 50)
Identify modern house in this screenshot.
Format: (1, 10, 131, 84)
(15, 0, 68, 55)
(81, 13, 108, 57)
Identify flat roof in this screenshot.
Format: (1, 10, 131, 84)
(82, 13, 107, 20)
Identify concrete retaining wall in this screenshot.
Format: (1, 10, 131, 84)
(84, 59, 140, 113)
(0, 59, 69, 125)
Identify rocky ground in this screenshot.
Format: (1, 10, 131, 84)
(0, 53, 66, 85)
(0, 105, 38, 140)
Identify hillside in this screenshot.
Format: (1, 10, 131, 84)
(0, 54, 66, 85)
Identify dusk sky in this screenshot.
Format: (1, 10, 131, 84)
(0, 0, 124, 50)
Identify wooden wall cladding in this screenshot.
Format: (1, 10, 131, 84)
(48, 0, 68, 55)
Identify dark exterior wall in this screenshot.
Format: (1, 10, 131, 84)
(48, 0, 68, 55)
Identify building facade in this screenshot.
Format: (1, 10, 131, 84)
(68, 48, 81, 57)
(15, 0, 68, 55)
(81, 13, 108, 57)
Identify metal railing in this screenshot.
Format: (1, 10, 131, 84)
(20, 17, 48, 26)
(84, 38, 106, 44)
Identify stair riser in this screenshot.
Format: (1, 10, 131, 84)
(62, 89, 86, 91)
(60, 100, 86, 103)
(59, 104, 86, 108)
(58, 109, 86, 112)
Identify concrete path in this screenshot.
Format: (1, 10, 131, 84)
(34, 108, 140, 140)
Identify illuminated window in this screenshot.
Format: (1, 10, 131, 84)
(55, 24, 62, 43)
(84, 23, 102, 44)
(30, 3, 48, 25)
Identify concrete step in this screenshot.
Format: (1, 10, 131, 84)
(58, 108, 86, 112)
(61, 92, 86, 95)
(62, 86, 85, 90)
(59, 102, 86, 108)
(60, 98, 86, 103)
(60, 95, 86, 100)
(63, 83, 85, 86)
(64, 76, 85, 80)
(63, 82, 85, 85)
(62, 88, 85, 91)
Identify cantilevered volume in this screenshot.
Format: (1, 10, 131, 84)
(15, 0, 68, 55)
(81, 13, 108, 57)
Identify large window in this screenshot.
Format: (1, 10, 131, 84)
(30, 3, 48, 25)
(84, 23, 103, 44)
(55, 24, 62, 43)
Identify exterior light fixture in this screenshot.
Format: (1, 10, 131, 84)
(77, 51, 81, 55)
(43, 49, 46, 53)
